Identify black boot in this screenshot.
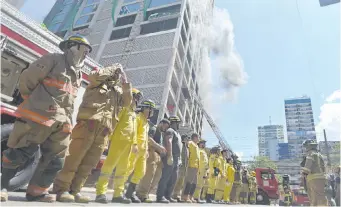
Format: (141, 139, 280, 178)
(183, 182, 191, 195)
(1, 168, 18, 190)
(206, 194, 213, 203)
(189, 184, 197, 197)
(125, 182, 136, 199)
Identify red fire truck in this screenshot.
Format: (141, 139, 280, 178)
(0, 1, 101, 191)
(255, 167, 280, 205)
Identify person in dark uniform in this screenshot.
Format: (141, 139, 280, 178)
(156, 115, 182, 203)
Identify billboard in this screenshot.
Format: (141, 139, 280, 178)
(319, 0, 340, 6)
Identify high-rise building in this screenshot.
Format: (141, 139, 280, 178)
(5, 0, 26, 9)
(278, 143, 290, 160)
(43, 0, 211, 133)
(258, 125, 284, 161)
(284, 96, 316, 159)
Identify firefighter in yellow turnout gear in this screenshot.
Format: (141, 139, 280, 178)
(53, 62, 132, 203)
(1, 35, 91, 202)
(223, 157, 235, 203)
(301, 139, 328, 206)
(214, 149, 228, 203)
(206, 146, 221, 203)
(249, 171, 258, 204)
(94, 88, 143, 204)
(193, 140, 209, 203)
(124, 99, 156, 203)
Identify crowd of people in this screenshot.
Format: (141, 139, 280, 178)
(0, 35, 257, 204)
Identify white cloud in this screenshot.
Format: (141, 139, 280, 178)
(316, 90, 341, 142)
(235, 151, 244, 159)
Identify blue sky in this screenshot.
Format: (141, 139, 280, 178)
(20, 0, 340, 160)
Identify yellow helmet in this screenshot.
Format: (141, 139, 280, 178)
(132, 88, 143, 97)
(251, 171, 256, 177)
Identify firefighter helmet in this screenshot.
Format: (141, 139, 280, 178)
(59, 34, 92, 52)
(251, 171, 256, 177)
(140, 99, 156, 109)
(132, 88, 143, 101)
(169, 115, 181, 123)
(302, 139, 318, 150)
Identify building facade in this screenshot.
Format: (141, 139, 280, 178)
(258, 125, 284, 161)
(43, 0, 210, 133)
(4, 0, 26, 9)
(278, 143, 290, 160)
(285, 96, 316, 159)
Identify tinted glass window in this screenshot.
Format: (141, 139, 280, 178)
(140, 18, 178, 35)
(49, 22, 62, 32)
(123, 0, 136, 3)
(115, 15, 136, 27)
(63, 0, 73, 5)
(120, 3, 140, 15)
(75, 14, 94, 26)
(147, 0, 181, 8)
(146, 4, 180, 20)
(86, 0, 100, 5)
(81, 4, 98, 15)
(109, 27, 132, 40)
(52, 12, 67, 23)
(58, 4, 72, 14)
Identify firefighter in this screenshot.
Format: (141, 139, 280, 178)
(182, 133, 201, 203)
(249, 171, 257, 204)
(0, 35, 91, 202)
(223, 157, 235, 204)
(172, 134, 190, 202)
(206, 146, 221, 203)
(230, 159, 242, 204)
(214, 149, 228, 203)
(124, 99, 156, 203)
(193, 139, 209, 203)
(283, 185, 293, 206)
(301, 139, 328, 206)
(53, 62, 132, 203)
(156, 115, 182, 203)
(94, 88, 142, 204)
(136, 119, 169, 203)
(239, 168, 250, 204)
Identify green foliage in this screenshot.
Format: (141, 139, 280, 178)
(41, 23, 47, 30)
(247, 156, 278, 172)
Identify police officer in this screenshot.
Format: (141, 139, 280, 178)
(0, 35, 91, 202)
(156, 115, 182, 203)
(172, 134, 189, 202)
(301, 139, 328, 206)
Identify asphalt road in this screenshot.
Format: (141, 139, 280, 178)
(2, 191, 274, 206)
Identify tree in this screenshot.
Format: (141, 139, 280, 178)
(41, 23, 48, 30)
(247, 156, 278, 172)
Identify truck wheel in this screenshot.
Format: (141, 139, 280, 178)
(1, 123, 41, 191)
(256, 191, 270, 205)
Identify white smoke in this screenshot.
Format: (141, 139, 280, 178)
(316, 90, 341, 141)
(189, 0, 248, 107)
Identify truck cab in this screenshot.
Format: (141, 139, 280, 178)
(255, 167, 279, 205)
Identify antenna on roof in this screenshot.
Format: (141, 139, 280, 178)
(269, 116, 272, 125)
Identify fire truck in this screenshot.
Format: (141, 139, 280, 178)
(0, 1, 101, 191)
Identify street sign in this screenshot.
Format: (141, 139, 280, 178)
(319, 0, 340, 6)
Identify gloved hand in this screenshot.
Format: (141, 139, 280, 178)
(167, 156, 173, 166)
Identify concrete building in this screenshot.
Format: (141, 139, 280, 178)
(258, 125, 284, 161)
(275, 159, 301, 188)
(4, 0, 26, 9)
(285, 96, 316, 159)
(43, 0, 212, 133)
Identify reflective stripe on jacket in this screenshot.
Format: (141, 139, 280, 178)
(136, 112, 149, 150)
(18, 53, 81, 130)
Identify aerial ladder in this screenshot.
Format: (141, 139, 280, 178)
(188, 90, 235, 157)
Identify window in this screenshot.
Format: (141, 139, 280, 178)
(86, 0, 100, 5)
(147, 0, 181, 8)
(81, 4, 98, 15)
(73, 25, 89, 31)
(140, 18, 178, 35)
(123, 0, 137, 3)
(115, 15, 136, 27)
(49, 22, 62, 32)
(75, 14, 94, 26)
(52, 12, 67, 23)
(55, 30, 67, 38)
(63, 0, 73, 5)
(119, 3, 140, 15)
(109, 27, 132, 40)
(57, 4, 72, 14)
(145, 4, 181, 20)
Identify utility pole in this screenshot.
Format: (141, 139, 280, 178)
(323, 129, 332, 169)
